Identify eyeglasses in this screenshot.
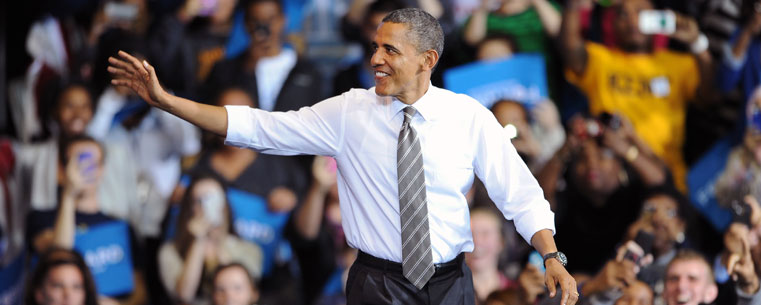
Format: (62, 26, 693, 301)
(641, 202, 678, 219)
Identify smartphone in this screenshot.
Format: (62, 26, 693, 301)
(105, 2, 138, 21)
(200, 191, 226, 226)
(731, 200, 752, 227)
(198, 0, 218, 17)
(623, 230, 654, 265)
(77, 151, 97, 175)
(639, 10, 676, 35)
(528, 251, 546, 274)
(598, 112, 622, 131)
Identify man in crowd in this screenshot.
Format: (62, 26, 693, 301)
(560, 0, 714, 190)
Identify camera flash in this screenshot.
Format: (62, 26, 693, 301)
(504, 124, 518, 140)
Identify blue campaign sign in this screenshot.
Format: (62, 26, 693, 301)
(74, 221, 134, 297)
(0, 253, 25, 305)
(227, 187, 291, 276)
(687, 137, 734, 231)
(443, 54, 548, 109)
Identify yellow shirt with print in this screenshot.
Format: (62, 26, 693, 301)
(566, 42, 700, 191)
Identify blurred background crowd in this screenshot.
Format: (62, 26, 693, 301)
(2, 0, 761, 304)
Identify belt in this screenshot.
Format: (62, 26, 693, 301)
(357, 251, 463, 275)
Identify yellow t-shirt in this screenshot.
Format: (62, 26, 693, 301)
(566, 42, 700, 190)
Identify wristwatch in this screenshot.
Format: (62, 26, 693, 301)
(543, 251, 567, 267)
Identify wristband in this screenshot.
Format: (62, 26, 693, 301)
(625, 146, 639, 162)
(691, 33, 709, 54)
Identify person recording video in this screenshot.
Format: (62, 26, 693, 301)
(538, 113, 668, 275)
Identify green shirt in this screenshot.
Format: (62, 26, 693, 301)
(468, 1, 562, 56)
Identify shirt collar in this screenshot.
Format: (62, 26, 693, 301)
(390, 82, 441, 122)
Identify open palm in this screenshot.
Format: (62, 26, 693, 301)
(107, 50, 167, 108)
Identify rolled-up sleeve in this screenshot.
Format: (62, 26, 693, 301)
(224, 95, 346, 157)
(473, 108, 555, 244)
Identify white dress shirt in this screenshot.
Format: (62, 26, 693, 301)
(225, 85, 555, 264)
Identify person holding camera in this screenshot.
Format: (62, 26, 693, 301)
(25, 135, 147, 305)
(158, 175, 263, 305)
(560, 0, 714, 191)
(200, 0, 323, 112)
(575, 255, 653, 305)
(537, 114, 669, 275)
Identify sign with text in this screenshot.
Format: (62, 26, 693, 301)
(0, 253, 24, 305)
(443, 54, 548, 109)
(74, 221, 134, 296)
(227, 187, 291, 276)
(687, 137, 734, 231)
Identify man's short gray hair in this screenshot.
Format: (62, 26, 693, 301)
(382, 8, 444, 58)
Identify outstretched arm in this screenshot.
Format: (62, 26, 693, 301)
(108, 51, 228, 136)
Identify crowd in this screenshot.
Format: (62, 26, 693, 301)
(2, 0, 761, 304)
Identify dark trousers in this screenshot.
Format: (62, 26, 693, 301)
(346, 251, 475, 305)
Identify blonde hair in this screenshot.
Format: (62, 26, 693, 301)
(666, 249, 714, 281)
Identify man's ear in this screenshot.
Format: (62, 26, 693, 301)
(421, 49, 439, 72)
(702, 283, 718, 304)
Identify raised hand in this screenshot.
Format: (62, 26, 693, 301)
(108, 50, 168, 109)
(671, 13, 700, 45)
(582, 260, 637, 296)
(519, 264, 546, 303)
(724, 222, 760, 294)
(312, 156, 338, 191)
(531, 100, 562, 132)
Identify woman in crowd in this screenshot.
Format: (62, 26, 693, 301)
(212, 263, 260, 305)
(24, 247, 99, 305)
(158, 176, 263, 305)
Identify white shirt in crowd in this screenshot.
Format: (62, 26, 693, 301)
(255, 47, 297, 111)
(224, 84, 555, 264)
(88, 87, 201, 237)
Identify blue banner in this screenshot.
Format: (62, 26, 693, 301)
(0, 253, 25, 305)
(687, 137, 734, 231)
(443, 54, 549, 109)
(227, 187, 291, 276)
(74, 221, 134, 296)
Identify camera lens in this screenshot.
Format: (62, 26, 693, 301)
(254, 23, 271, 38)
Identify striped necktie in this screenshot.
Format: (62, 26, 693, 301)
(397, 106, 434, 290)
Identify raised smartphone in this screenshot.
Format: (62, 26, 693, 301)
(639, 10, 676, 35)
